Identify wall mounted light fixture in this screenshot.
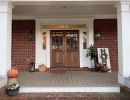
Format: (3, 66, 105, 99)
(28, 31, 35, 41)
(95, 32, 101, 39)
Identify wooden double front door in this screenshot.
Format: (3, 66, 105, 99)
(50, 30, 79, 68)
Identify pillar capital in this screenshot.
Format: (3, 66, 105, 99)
(0, 2, 14, 14)
(116, 1, 130, 13)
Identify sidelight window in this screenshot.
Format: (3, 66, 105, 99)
(43, 32, 46, 49)
(83, 32, 87, 49)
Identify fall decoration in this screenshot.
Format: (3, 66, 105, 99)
(7, 83, 20, 96)
(96, 63, 111, 72)
(38, 64, 46, 72)
(8, 78, 18, 85)
(8, 69, 19, 78)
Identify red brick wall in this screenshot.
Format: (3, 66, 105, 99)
(12, 20, 35, 70)
(94, 19, 118, 71)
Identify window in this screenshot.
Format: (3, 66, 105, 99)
(52, 32, 63, 50)
(43, 32, 46, 49)
(66, 32, 79, 50)
(83, 32, 87, 49)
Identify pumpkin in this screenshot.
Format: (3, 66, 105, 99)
(8, 69, 19, 78)
(38, 64, 46, 72)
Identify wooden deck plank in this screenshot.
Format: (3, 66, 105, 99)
(18, 71, 121, 87)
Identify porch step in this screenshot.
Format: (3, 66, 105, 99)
(4, 92, 130, 100)
(19, 86, 120, 93)
(1, 86, 130, 100)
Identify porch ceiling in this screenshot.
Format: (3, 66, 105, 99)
(12, 1, 117, 18)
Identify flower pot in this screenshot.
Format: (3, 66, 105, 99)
(91, 53, 95, 59)
(7, 86, 20, 96)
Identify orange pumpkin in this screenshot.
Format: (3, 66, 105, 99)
(38, 64, 46, 72)
(8, 69, 19, 78)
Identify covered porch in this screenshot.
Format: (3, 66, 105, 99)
(0, 0, 130, 93)
(18, 71, 121, 93)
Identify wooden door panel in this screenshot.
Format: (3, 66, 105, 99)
(65, 51, 79, 67)
(51, 31, 64, 67)
(52, 50, 63, 67)
(65, 30, 79, 67)
(50, 30, 79, 68)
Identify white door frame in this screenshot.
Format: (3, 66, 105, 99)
(35, 18, 94, 68)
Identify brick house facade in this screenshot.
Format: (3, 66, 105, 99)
(94, 19, 118, 71)
(12, 20, 35, 70)
(11, 19, 118, 71)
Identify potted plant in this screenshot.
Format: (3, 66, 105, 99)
(86, 45, 98, 69)
(87, 45, 97, 59)
(7, 83, 20, 96)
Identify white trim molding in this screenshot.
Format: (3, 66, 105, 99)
(35, 18, 93, 68)
(13, 15, 117, 20)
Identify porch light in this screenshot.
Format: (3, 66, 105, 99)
(95, 32, 101, 39)
(28, 31, 35, 41)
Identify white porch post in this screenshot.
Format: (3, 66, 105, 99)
(0, 2, 13, 77)
(88, 19, 94, 47)
(117, 2, 130, 84)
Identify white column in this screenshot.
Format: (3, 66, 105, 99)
(35, 19, 42, 69)
(0, 2, 13, 77)
(79, 29, 83, 68)
(117, 2, 130, 84)
(46, 30, 50, 68)
(88, 19, 94, 47)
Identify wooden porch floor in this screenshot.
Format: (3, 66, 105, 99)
(18, 71, 121, 87)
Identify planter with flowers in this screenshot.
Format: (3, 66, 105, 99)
(7, 83, 20, 96)
(86, 45, 97, 59)
(7, 68, 20, 96)
(86, 45, 98, 69)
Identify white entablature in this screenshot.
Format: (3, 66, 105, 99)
(7, 0, 130, 2)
